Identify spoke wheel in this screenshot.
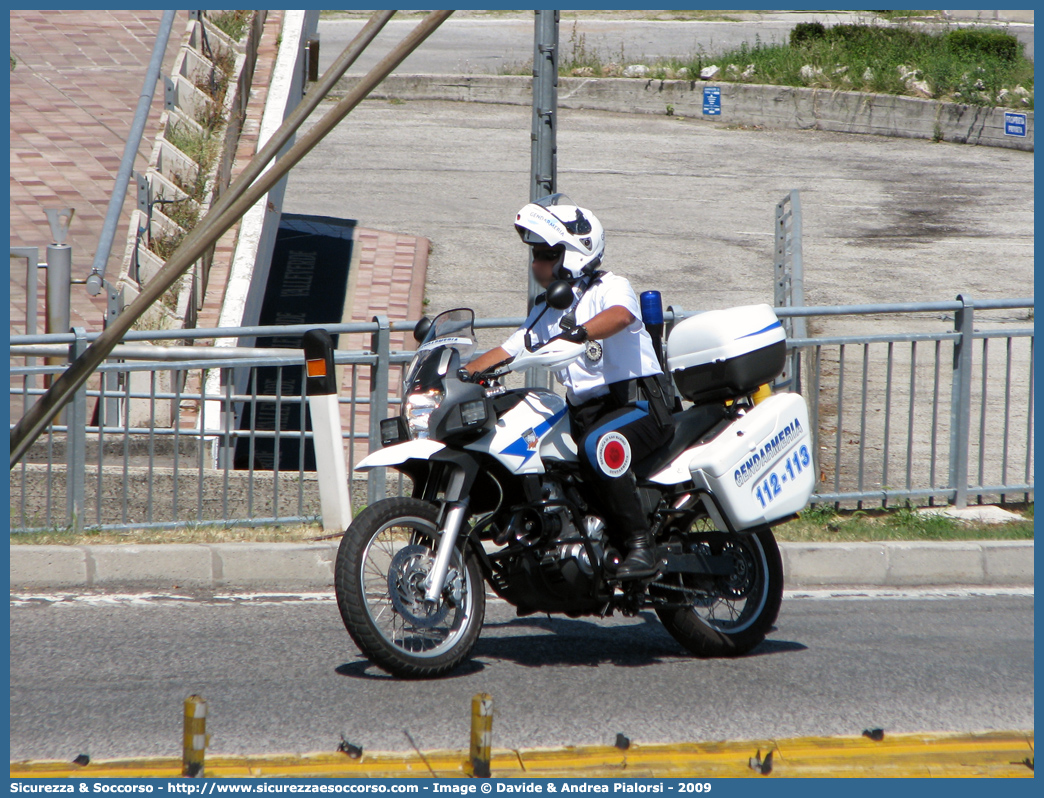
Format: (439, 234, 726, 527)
(335, 498, 485, 678)
(654, 524, 783, 657)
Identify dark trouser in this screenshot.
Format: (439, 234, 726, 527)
(569, 383, 674, 548)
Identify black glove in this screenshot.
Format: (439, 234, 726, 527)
(557, 324, 589, 344)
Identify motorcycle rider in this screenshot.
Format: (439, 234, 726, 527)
(466, 194, 674, 579)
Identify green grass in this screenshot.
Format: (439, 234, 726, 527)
(10, 524, 326, 546)
(166, 123, 218, 171)
(544, 21, 1033, 109)
(775, 503, 1034, 542)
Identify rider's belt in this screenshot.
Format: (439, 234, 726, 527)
(576, 377, 674, 431)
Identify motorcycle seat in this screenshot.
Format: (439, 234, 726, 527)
(633, 402, 730, 480)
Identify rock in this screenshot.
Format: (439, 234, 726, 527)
(623, 64, 649, 78)
(725, 63, 740, 78)
(571, 66, 595, 78)
(863, 67, 875, 82)
(605, 62, 623, 78)
(741, 64, 756, 80)
(799, 64, 825, 83)
(974, 78, 986, 90)
(907, 78, 933, 98)
(675, 67, 690, 79)
(1013, 85, 1030, 98)
(700, 64, 720, 80)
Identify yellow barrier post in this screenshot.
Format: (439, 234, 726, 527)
(183, 695, 207, 777)
(468, 693, 493, 778)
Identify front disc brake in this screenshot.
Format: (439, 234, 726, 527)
(387, 544, 452, 628)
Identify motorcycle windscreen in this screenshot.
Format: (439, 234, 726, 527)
(402, 308, 476, 391)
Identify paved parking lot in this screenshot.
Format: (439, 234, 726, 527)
(283, 98, 1033, 336)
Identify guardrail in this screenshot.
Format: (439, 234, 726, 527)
(9, 297, 1033, 533)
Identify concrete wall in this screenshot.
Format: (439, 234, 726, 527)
(350, 74, 1033, 152)
(944, 10, 1034, 23)
(203, 10, 320, 440)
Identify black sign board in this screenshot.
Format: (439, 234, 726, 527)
(234, 214, 354, 472)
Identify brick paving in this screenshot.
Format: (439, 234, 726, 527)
(10, 10, 430, 446)
(9, 10, 184, 337)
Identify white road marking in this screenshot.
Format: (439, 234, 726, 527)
(9, 586, 1032, 607)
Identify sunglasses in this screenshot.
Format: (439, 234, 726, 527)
(531, 246, 564, 262)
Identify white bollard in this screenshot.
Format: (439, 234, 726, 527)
(303, 329, 353, 532)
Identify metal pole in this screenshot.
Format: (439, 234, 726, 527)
(774, 190, 804, 392)
(87, 10, 176, 292)
(368, 315, 391, 506)
(11, 247, 40, 409)
(528, 9, 558, 312)
(67, 328, 88, 533)
(44, 209, 74, 419)
(949, 295, 974, 508)
(10, 10, 453, 467)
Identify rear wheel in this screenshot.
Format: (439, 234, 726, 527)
(654, 524, 783, 657)
(334, 498, 485, 678)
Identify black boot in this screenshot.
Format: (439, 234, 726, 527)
(615, 530, 659, 580)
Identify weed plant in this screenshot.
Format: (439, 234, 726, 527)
(148, 229, 185, 260)
(209, 10, 252, 42)
(158, 197, 200, 231)
(546, 22, 1033, 109)
(166, 123, 218, 173)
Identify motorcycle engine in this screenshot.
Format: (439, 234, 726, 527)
(490, 481, 611, 616)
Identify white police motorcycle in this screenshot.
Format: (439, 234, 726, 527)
(334, 293, 814, 678)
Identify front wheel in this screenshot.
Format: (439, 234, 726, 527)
(335, 497, 485, 678)
(654, 525, 783, 657)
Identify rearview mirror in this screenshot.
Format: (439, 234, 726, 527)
(412, 317, 432, 343)
(546, 280, 574, 310)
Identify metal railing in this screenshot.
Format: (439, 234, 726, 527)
(9, 297, 1034, 532)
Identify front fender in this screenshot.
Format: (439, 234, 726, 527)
(355, 439, 446, 471)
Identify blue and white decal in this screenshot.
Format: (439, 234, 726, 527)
(417, 336, 474, 353)
(497, 407, 568, 465)
(734, 417, 803, 487)
(753, 443, 812, 509)
(738, 320, 784, 340)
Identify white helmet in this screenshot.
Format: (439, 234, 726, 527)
(514, 193, 605, 280)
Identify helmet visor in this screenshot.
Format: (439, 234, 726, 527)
(515, 224, 548, 246)
(530, 243, 565, 263)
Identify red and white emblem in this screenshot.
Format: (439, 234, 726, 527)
(596, 431, 631, 477)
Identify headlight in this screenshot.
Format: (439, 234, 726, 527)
(403, 389, 442, 439)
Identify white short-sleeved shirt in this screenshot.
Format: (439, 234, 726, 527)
(501, 272, 663, 404)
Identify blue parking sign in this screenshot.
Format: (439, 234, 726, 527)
(703, 86, 721, 116)
(1004, 112, 1027, 137)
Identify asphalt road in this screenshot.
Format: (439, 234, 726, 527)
(9, 591, 1033, 761)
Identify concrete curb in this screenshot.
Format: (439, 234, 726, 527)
(9, 731, 1036, 778)
(8, 541, 1032, 590)
(347, 74, 1034, 151)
